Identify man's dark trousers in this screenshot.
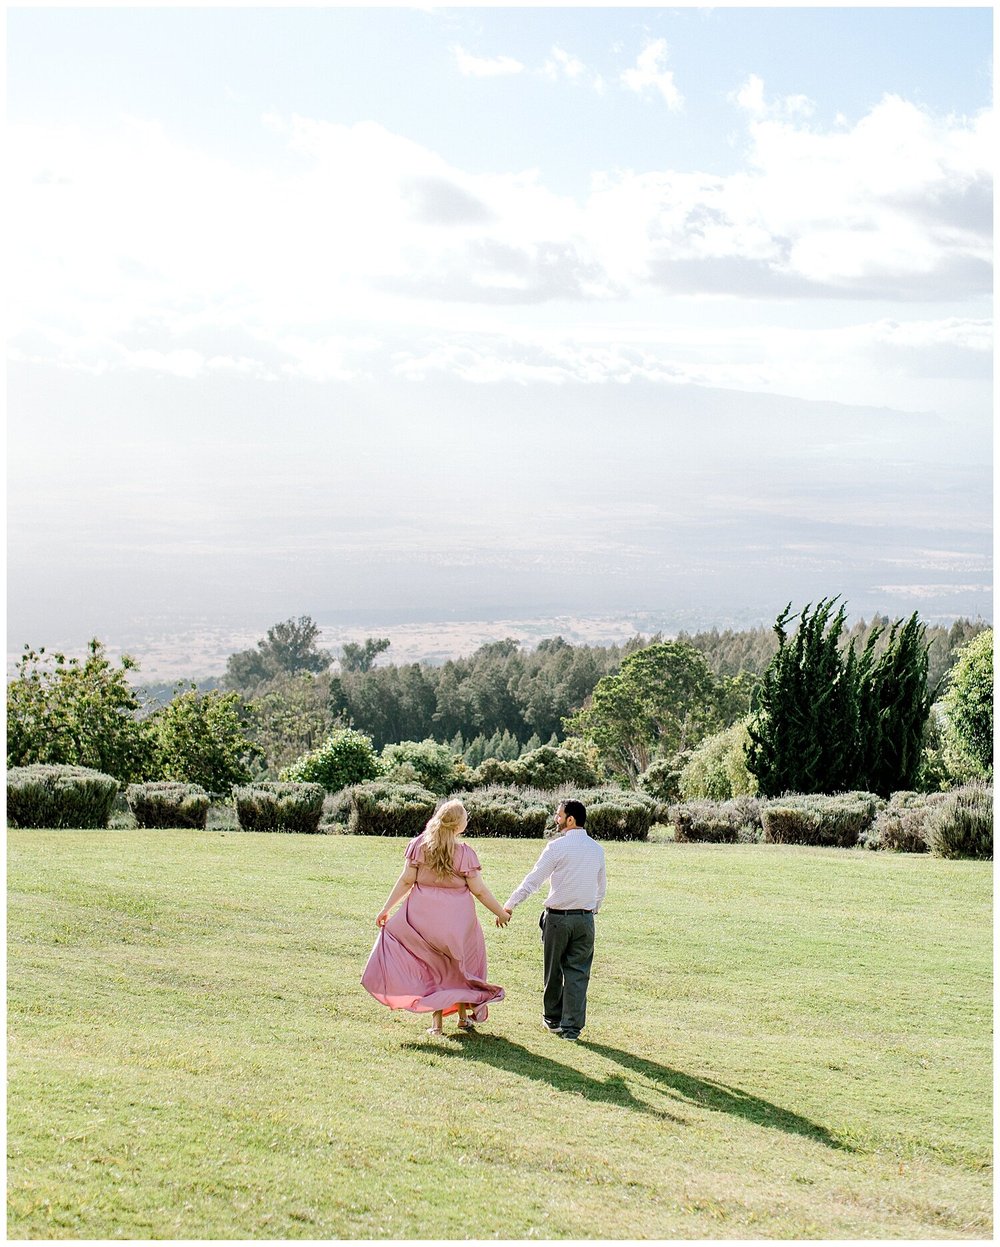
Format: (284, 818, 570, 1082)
(540, 909, 595, 1039)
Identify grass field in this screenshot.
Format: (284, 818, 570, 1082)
(6, 829, 992, 1240)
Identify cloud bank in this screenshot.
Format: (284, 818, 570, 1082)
(7, 83, 993, 415)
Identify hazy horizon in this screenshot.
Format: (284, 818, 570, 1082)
(7, 7, 993, 659)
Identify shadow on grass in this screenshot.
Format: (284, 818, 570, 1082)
(582, 1040, 852, 1152)
(400, 1034, 685, 1122)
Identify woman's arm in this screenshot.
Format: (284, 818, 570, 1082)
(467, 872, 511, 925)
(375, 862, 418, 927)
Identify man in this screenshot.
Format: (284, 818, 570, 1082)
(502, 799, 606, 1042)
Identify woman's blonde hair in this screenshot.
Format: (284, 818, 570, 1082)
(422, 799, 468, 878)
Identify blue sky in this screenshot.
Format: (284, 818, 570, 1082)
(8, 8, 992, 186)
(6, 6, 994, 656)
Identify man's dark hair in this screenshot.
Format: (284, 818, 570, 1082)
(562, 799, 587, 827)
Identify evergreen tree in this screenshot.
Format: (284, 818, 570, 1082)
(746, 601, 855, 795)
(747, 599, 932, 797)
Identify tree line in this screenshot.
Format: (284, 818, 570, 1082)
(6, 609, 991, 799)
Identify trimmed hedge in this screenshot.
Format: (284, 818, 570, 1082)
(321, 785, 356, 831)
(233, 782, 325, 834)
(863, 790, 947, 853)
(762, 792, 883, 848)
(927, 784, 993, 860)
(334, 783, 658, 841)
(452, 786, 551, 839)
(7, 764, 119, 829)
(126, 782, 210, 830)
(348, 781, 438, 837)
(672, 796, 764, 844)
(582, 787, 658, 842)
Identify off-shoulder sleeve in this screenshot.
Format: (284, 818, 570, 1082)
(456, 843, 482, 876)
(404, 835, 424, 866)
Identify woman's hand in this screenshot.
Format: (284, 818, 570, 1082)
(376, 909, 390, 928)
(494, 907, 511, 928)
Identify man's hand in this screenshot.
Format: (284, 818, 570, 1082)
(495, 907, 512, 928)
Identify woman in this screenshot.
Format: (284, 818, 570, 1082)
(361, 799, 509, 1036)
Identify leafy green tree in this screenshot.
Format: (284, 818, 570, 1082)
(225, 616, 331, 690)
(151, 687, 262, 794)
(281, 728, 382, 792)
(6, 640, 153, 783)
(565, 641, 722, 780)
(940, 629, 993, 778)
(339, 637, 390, 674)
(332, 662, 437, 748)
(248, 671, 332, 775)
(678, 721, 758, 801)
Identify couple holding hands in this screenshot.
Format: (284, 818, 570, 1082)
(361, 798, 607, 1041)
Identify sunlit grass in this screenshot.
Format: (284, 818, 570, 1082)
(7, 830, 992, 1239)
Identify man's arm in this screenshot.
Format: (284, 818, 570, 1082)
(594, 851, 607, 913)
(504, 842, 558, 911)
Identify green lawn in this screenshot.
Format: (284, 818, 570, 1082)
(6, 830, 992, 1240)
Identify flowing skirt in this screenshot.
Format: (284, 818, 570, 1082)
(361, 884, 505, 1022)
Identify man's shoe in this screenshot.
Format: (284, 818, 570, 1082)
(542, 1018, 562, 1032)
(557, 1031, 579, 1041)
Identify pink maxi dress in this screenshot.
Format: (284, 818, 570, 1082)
(361, 834, 505, 1022)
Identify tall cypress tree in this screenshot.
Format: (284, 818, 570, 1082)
(857, 614, 931, 795)
(746, 599, 931, 797)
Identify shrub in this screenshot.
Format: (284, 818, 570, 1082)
(348, 781, 438, 837)
(321, 786, 356, 831)
(472, 744, 600, 791)
(281, 728, 382, 792)
(927, 784, 993, 860)
(233, 782, 325, 834)
(678, 721, 758, 801)
(864, 790, 949, 853)
(638, 756, 684, 803)
(762, 792, 883, 848)
(581, 787, 658, 842)
(7, 764, 120, 829)
(452, 786, 551, 839)
(125, 782, 210, 830)
(380, 739, 460, 795)
(671, 796, 764, 844)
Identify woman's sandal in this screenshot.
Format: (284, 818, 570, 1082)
(426, 1027, 443, 1037)
(457, 1019, 476, 1032)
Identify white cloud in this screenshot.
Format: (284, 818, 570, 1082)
(732, 74, 814, 120)
(586, 93, 992, 299)
(543, 46, 585, 82)
(384, 315, 991, 407)
(620, 39, 683, 111)
(452, 44, 524, 78)
(6, 94, 992, 412)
